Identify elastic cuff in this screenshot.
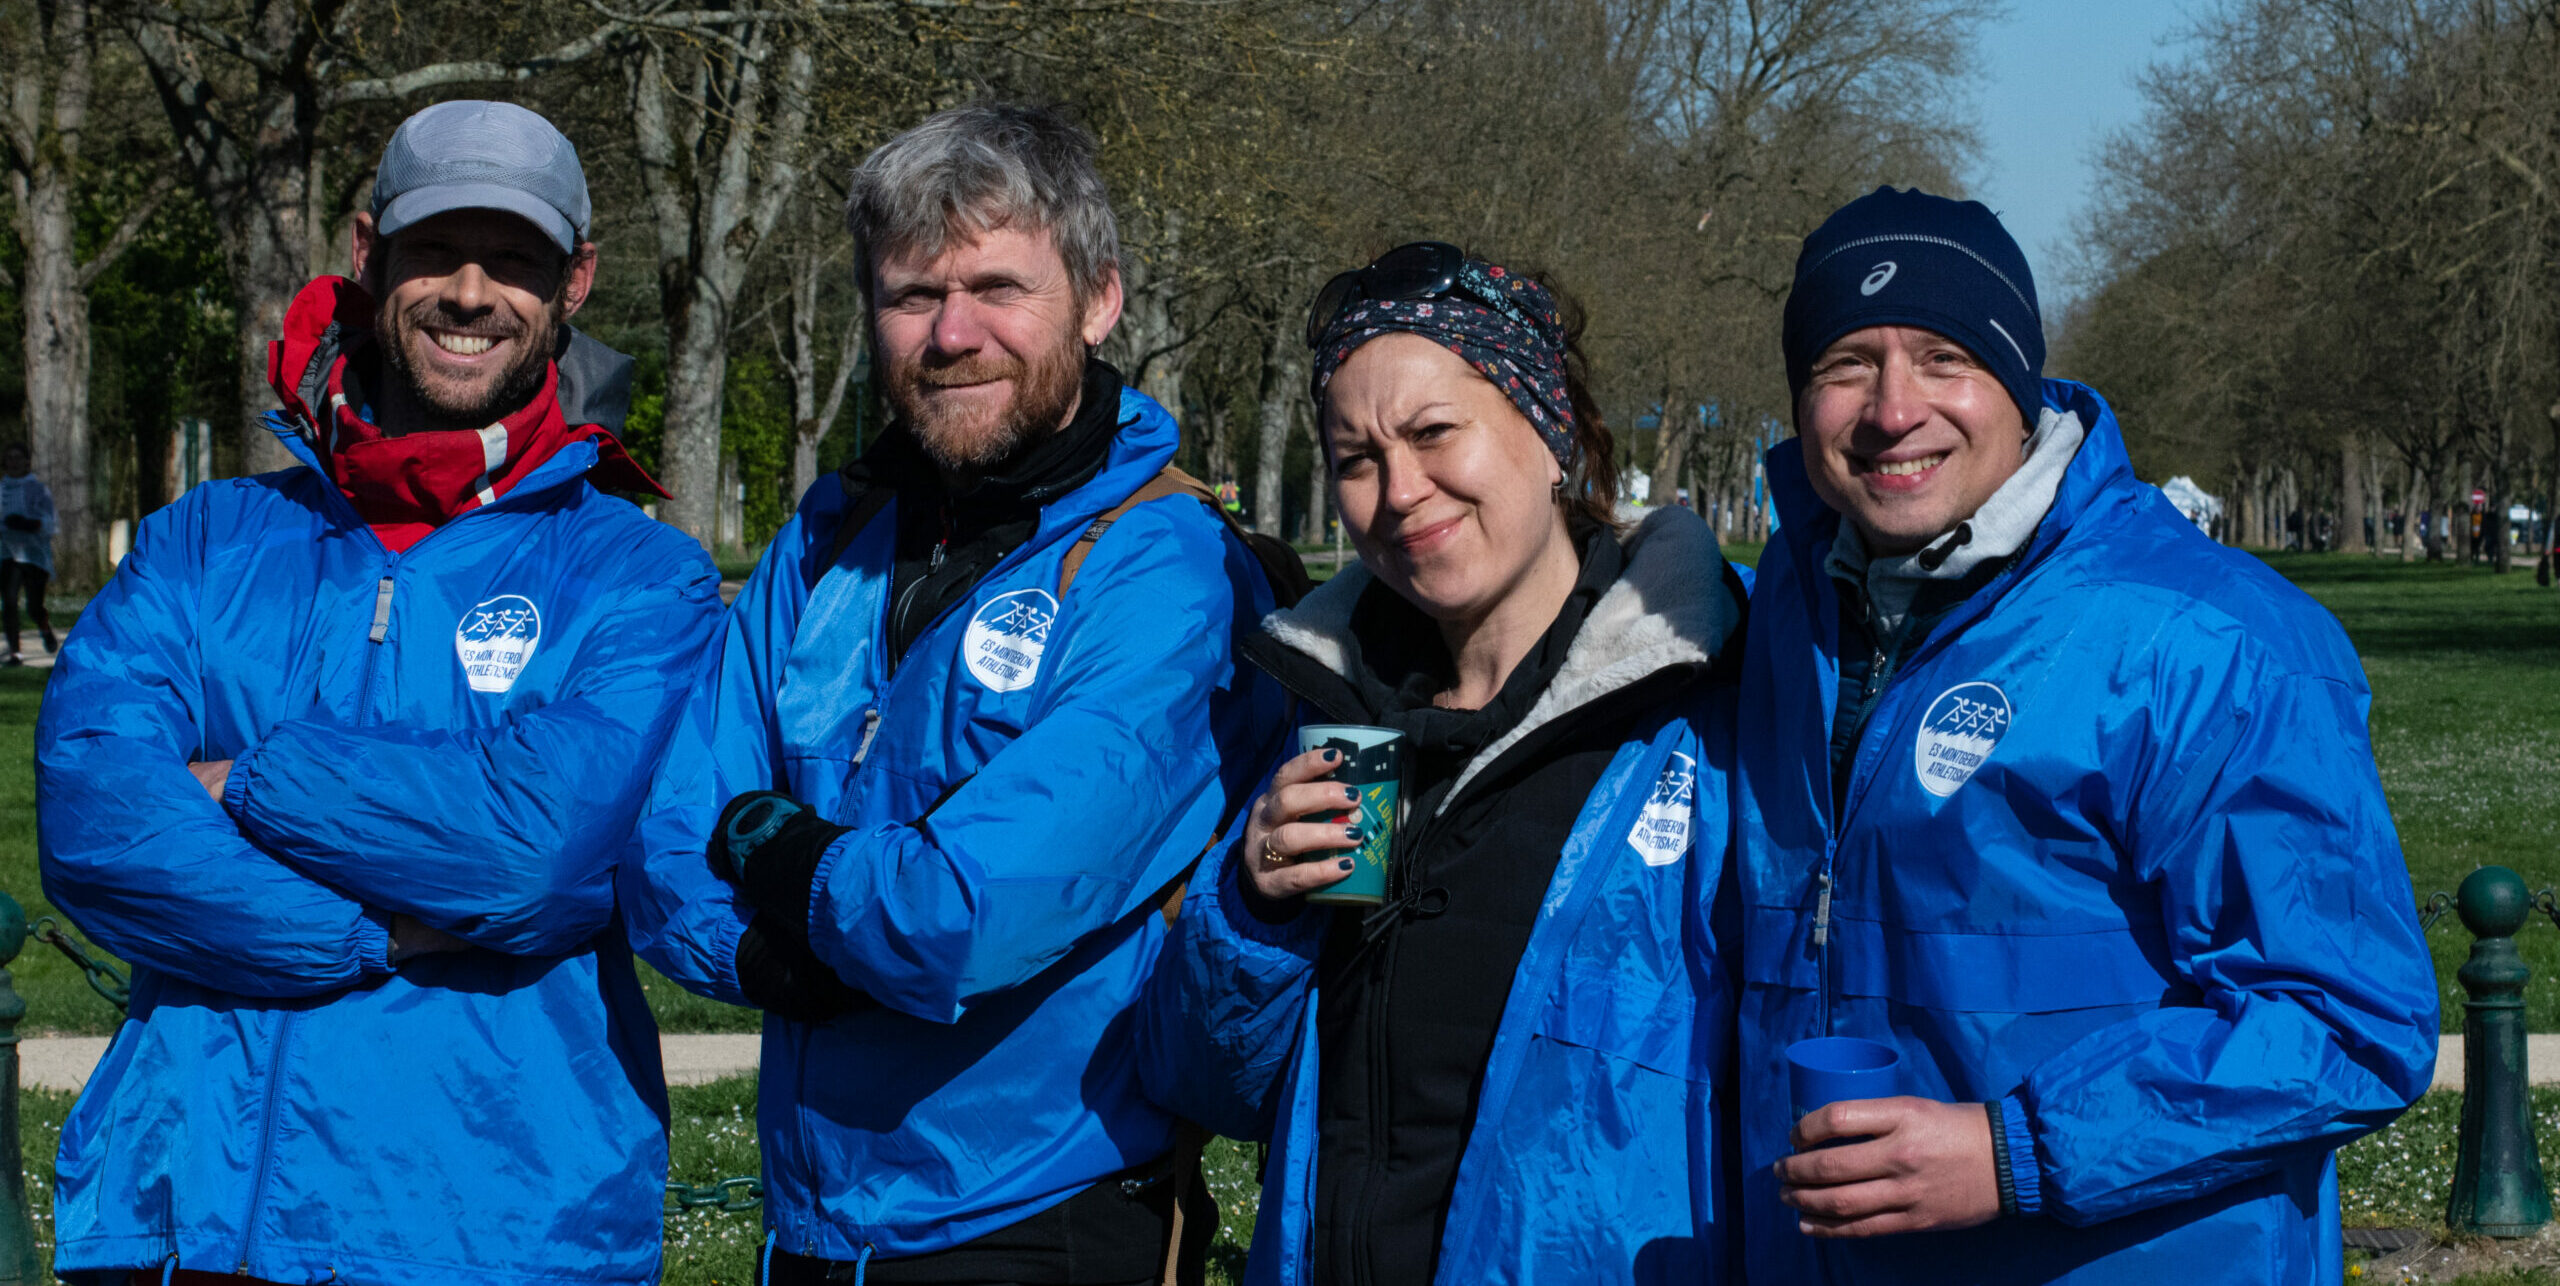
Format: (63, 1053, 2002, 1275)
(350, 908, 395, 976)
(704, 909, 750, 1004)
(737, 810, 845, 933)
(1217, 846, 1324, 948)
(218, 741, 263, 820)
(1998, 1094, 2043, 1217)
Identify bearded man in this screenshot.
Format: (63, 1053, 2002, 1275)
(622, 102, 1287, 1285)
(37, 100, 720, 1286)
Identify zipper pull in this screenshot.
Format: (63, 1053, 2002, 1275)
(928, 540, 947, 571)
(851, 709, 883, 765)
(367, 576, 395, 643)
(1813, 869, 1834, 947)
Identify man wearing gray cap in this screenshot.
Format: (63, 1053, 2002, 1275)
(36, 99, 720, 1286)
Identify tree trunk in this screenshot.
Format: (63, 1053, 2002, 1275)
(1203, 398, 1235, 490)
(7, 0, 136, 591)
(1655, 400, 1694, 510)
(629, 29, 816, 547)
(781, 244, 864, 510)
(1299, 400, 1328, 545)
(2339, 439, 2367, 554)
(662, 305, 731, 544)
(2547, 407, 2560, 558)
(1252, 326, 1299, 539)
(17, 164, 99, 591)
(2489, 479, 2513, 573)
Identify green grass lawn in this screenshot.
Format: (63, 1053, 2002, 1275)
(2264, 555, 2560, 1033)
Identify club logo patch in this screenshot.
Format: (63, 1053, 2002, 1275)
(963, 588, 1057, 693)
(1627, 751, 1697, 867)
(455, 594, 542, 694)
(1914, 681, 2012, 797)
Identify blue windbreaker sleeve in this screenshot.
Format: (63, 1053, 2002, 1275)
(2015, 671, 2439, 1225)
(620, 515, 813, 1007)
(35, 492, 395, 997)
(1137, 821, 1329, 1141)
(805, 504, 1254, 1023)
(219, 560, 723, 958)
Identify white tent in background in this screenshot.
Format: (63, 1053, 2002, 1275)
(2157, 477, 2223, 534)
(2160, 473, 2222, 530)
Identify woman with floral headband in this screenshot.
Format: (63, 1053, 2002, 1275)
(1140, 243, 1749, 1284)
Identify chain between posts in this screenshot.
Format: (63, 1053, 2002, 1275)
(31, 917, 128, 1012)
(665, 1176, 763, 1214)
(2532, 889, 2560, 934)
(2423, 892, 2457, 933)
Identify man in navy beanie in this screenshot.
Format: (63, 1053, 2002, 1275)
(1728, 186, 2440, 1283)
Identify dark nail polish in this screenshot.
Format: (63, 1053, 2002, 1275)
(1338, 858, 1356, 870)
(1344, 826, 1362, 842)
(1322, 749, 1338, 762)
(1344, 785, 1359, 802)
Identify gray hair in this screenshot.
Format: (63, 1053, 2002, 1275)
(845, 102, 1120, 301)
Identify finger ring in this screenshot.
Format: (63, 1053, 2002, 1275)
(1261, 838, 1288, 866)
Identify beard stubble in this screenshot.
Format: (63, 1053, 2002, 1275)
(379, 294, 562, 432)
(885, 327, 1086, 474)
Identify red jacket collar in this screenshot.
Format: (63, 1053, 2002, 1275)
(265, 276, 671, 507)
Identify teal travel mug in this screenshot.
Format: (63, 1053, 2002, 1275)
(1298, 724, 1404, 907)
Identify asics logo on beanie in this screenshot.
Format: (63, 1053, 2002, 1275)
(1781, 186, 2046, 428)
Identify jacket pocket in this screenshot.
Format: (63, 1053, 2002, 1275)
(1830, 917, 2177, 1014)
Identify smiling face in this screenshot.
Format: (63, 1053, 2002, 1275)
(872, 221, 1123, 475)
(351, 208, 593, 433)
(1324, 332, 1575, 628)
(1796, 324, 2028, 555)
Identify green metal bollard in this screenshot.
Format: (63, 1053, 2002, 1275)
(0, 894, 43, 1282)
(2446, 866, 2554, 1237)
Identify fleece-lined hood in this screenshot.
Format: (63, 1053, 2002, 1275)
(1256, 504, 1741, 803)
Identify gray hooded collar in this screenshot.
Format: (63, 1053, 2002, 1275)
(1258, 505, 1737, 805)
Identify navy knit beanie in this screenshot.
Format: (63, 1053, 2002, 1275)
(1781, 186, 2044, 427)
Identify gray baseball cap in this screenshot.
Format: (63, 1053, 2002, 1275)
(372, 100, 591, 253)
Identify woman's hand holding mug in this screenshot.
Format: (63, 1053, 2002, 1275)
(1238, 747, 1366, 902)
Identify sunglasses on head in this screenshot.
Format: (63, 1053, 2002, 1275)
(1304, 241, 1534, 348)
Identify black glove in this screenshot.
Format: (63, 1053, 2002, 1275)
(734, 917, 871, 1024)
(708, 791, 845, 935)
(4, 515, 38, 533)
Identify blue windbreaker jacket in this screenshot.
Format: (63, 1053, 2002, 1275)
(1140, 509, 1741, 1285)
(38, 416, 721, 1285)
(1734, 380, 2438, 1284)
(620, 387, 1287, 1260)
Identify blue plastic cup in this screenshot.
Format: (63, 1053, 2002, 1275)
(1297, 724, 1403, 906)
(1787, 1036, 1902, 1122)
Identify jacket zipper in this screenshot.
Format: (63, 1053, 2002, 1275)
(1814, 539, 2036, 1038)
(245, 556, 403, 1270)
(887, 508, 952, 664)
(1325, 669, 1695, 1285)
(235, 1010, 300, 1273)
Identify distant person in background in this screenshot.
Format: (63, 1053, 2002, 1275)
(0, 444, 57, 664)
(1731, 186, 2438, 1285)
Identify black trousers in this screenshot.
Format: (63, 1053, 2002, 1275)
(757, 1159, 1216, 1286)
(1, 558, 49, 652)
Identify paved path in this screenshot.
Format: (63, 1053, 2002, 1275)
(20, 1032, 764, 1093)
(12, 1033, 2536, 1095)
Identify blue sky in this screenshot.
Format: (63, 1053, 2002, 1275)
(1968, 0, 2204, 298)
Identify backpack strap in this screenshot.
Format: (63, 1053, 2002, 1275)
(810, 481, 897, 589)
(1057, 465, 1224, 599)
